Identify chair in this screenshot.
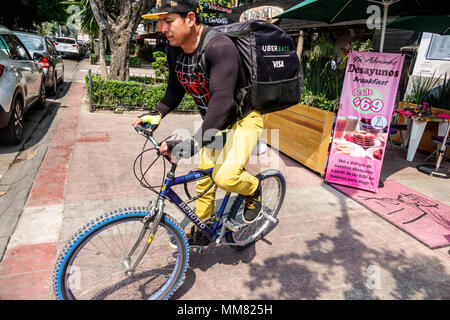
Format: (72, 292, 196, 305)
(386, 127, 399, 158)
(386, 115, 409, 158)
(390, 116, 408, 147)
(417, 114, 450, 178)
(424, 136, 450, 161)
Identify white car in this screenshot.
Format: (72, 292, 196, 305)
(54, 37, 82, 60)
(0, 26, 46, 144)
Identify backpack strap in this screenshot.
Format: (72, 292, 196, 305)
(194, 29, 220, 75)
(194, 29, 249, 122)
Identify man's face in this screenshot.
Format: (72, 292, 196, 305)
(159, 13, 192, 47)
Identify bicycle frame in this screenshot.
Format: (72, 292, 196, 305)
(159, 166, 230, 241)
(133, 125, 235, 244)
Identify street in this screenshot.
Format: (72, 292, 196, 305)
(0, 57, 88, 260)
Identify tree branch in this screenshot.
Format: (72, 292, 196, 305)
(128, 0, 154, 33)
(89, 0, 114, 37)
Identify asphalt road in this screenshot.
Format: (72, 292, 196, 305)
(0, 56, 86, 260)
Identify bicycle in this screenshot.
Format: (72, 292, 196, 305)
(53, 124, 286, 300)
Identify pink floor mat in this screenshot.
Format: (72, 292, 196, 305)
(332, 180, 450, 249)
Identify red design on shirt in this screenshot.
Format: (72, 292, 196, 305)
(177, 70, 210, 108)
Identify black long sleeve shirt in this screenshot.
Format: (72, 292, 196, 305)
(155, 28, 247, 148)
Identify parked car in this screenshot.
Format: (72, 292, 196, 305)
(77, 40, 88, 57)
(0, 26, 46, 144)
(14, 31, 64, 95)
(54, 37, 82, 59)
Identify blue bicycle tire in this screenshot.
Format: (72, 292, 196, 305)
(53, 208, 189, 300)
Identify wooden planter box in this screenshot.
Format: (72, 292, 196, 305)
(396, 102, 450, 157)
(262, 103, 335, 176)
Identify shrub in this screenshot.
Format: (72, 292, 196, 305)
(86, 74, 197, 111)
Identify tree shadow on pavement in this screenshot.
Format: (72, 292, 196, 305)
(241, 195, 450, 300)
(169, 163, 450, 300)
(172, 243, 258, 299)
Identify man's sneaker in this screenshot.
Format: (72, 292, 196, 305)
(243, 181, 262, 224)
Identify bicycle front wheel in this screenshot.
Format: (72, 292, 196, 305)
(53, 208, 189, 300)
(226, 169, 286, 250)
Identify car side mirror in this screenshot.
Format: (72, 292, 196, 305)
(33, 52, 44, 61)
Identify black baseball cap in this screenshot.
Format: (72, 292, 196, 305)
(142, 0, 200, 19)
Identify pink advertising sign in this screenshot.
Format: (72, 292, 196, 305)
(325, 51, 405, 192)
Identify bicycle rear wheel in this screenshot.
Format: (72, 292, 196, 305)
(225, 169, 286, 250)
(53, 208, 189, 300)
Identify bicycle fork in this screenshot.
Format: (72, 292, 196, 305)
(122, 198, 165, 277)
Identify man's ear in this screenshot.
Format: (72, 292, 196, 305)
(186, 11, 197, 26)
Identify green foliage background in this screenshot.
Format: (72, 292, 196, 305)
(0, 0, 69, 31)
(86, 74, 197, 111)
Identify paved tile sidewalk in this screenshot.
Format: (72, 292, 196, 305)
(0, 72, 449, 299)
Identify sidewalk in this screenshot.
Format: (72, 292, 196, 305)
(88, 63, 157, 78)
(0, 69, 449, 299)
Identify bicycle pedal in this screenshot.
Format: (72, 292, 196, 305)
(263, 213, 278, 224)
(224, 220, 244, 232)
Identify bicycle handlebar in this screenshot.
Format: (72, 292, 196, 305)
(134, 124, 160, 149)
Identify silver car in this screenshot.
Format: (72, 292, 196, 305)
(54, 37, 82, 60)
(0, 26, 46, 144)
(14, 31, 64, 95)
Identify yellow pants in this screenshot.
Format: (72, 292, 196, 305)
(195, 110, 263, 222)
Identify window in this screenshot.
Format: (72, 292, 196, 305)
(0, 36, 11, 57)
(56, 38, 76, 44)
(426, 34, 450, 61)
(4, 35, 31, 60)
(16, 34, 45, 52)
(0, 49, 8, 60)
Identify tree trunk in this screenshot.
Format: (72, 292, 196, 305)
(89, 0, 154, 81)
(99, 30, 108, 79)
(108, 30, 132, 81)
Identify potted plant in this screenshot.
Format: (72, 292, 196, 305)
(428, 73, 450, 111)
(405, 71, 441, 113)
(398, 72, 450, 153)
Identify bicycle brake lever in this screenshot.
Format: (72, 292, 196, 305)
(135, 124, 153, 136)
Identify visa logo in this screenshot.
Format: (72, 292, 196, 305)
(272, 60, 284, 68)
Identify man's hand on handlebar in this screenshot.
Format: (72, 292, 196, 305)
(159, 141, 178, 163)
(132, 111, 198, 164)
(132, 110, 162, 131)
(162, 139, 199, 164)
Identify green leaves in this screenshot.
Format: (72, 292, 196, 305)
(301, 57, 345, 113)
(151, 51, 169, 81)
(410, 71, 441, 105)
(86, 74, 196, 111)
(428, 73, 450, 110)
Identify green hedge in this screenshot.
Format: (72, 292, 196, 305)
(86, 74, 197, 111)
(128, 75, 166, 84)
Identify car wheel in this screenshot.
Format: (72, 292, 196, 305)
(35, 79, 46, 110)
(0, 97, 24, 145)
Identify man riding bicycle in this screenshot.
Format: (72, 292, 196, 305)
(132, 0, 263, 246)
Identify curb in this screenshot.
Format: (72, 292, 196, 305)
(0, 80, 86, 300)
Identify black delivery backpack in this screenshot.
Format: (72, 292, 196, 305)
(196, 19, 304, 115)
